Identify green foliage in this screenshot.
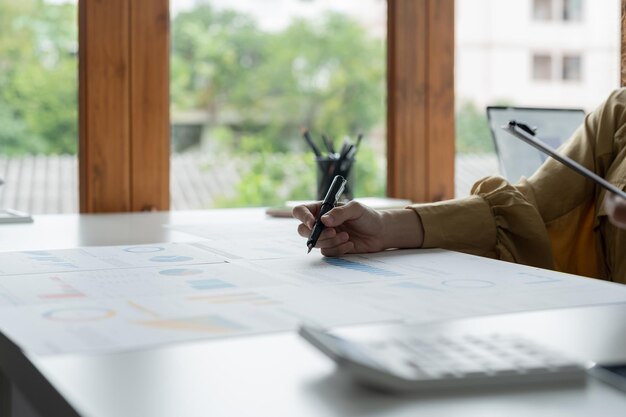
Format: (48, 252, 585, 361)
(455, 101, 494, 154)
(214, 146, 385, 208)
(171, 5, 385, 153)
(172, 4, 387, 207)
(2, 1, 386, 208)
(0, 0, 78, 155)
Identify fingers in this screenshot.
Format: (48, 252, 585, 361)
(297, 224, 343, 244)
(296, 223, 352, 254)
(292, 203, 319, 229)
(293, 201, 363, 257)
(320, 201, 364, 228)
(321, 240, 355, 257)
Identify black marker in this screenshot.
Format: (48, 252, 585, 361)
(307, 175, 347, 253)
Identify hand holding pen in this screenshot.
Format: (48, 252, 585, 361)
(306, 175, 347, 253)
(293, 195, 416, 257)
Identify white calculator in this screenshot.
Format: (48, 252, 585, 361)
(299, 325, 590, 392)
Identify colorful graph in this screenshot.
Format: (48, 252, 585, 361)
(43, 307, 116, 322)
(323, 258, 402, 277)
(159, 268, 204, 276)
(138, 315, 246, 333)
(26, 253, 78, 269)
(187, 279, 235, 290)
(39, 277, 86, 300)
(124, 246, 165, 253)
(149, 255, 194, 263)
(187, 291, 277, 306)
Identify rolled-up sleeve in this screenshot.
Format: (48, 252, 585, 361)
(409, 176, 555, 270)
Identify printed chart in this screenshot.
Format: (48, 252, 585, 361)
(0, 242, 226, 276)
(1, 240, 626, 356)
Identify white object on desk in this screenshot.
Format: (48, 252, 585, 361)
(266, 197, 413, 217)
(0, 208, 33, 224)
(299, 325, 589, 392)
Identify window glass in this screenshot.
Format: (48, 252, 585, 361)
(562, 54, 582, 81)
(533, 0, 553, 20)
(455, 0, 619, 197)
(563, 0, 583, 21)
(533, 54, 553, 81)
(0, 0, 78, 214)
(170, 0, 387, 209)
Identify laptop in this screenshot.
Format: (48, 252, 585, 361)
(486, 106, 586, 183)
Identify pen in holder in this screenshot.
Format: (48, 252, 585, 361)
(316, 152, 355, 201)
(301, 129, 361, 201)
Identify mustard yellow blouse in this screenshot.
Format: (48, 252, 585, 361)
(410, 88, 626, 283)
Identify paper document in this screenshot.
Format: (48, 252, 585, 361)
(0, 242, 226, 276)
(1, 237, 626, 356)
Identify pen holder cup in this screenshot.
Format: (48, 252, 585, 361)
(315, 156, 355, 201)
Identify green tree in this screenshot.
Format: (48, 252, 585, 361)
(0, 0, 78, 155)
(171, 4, 386, 206)
(171, 5, 385, 153)
(455, 101, 494, 154)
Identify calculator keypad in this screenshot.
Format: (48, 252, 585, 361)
(365, 334, 585, 381)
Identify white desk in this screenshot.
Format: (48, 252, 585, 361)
(1, 210, 626, 417)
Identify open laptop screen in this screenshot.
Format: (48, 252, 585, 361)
(486, 106, 585, 183)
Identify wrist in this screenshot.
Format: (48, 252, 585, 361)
(380, 208, 424, 250)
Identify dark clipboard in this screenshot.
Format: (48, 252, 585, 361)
(502, 120, 626, 200)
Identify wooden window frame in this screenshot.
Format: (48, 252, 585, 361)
(79, 0, 169, 213)
(78, 0, 453, 212)
(387, 0, 455, 202)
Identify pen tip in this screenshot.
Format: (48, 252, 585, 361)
(307, 245, 313, 254)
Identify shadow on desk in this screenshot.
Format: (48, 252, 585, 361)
(304, 369, 586, 417)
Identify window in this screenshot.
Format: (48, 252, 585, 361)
(533, 54, 553, 81)
(455, 0, 618, 197)
(533, 0, 553, 20)
(170, 1, 387, 209)
(562, 54, 582, 81)
(0, 0, 78, 214)
(533, 0, 583, 22)
(563, 0, 583, 21)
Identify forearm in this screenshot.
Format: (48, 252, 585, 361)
(380, 209, 424, 249)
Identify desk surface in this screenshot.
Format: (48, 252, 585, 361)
(1, 210, 626, 417)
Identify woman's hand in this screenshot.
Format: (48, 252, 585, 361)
(605, 193, 626, 229)
(292, 201, 424, 256)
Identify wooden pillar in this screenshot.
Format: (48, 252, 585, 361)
(79, 0, 170, 213)
(387, 0, 455, 202)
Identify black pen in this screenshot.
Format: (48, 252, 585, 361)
(301, 129, 322, 158)
(307, 175, 347, 253)
(322, 134, 335, 155)
(355, 133, 363, 151)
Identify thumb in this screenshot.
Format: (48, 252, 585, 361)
(322, 201, 363, 227)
